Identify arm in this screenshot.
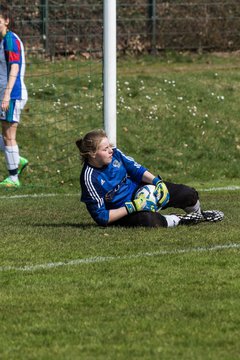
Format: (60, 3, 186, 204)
(108, 195, 157, 223)
(108, 207, 128, 223)
(96, 170, 157, 225)
(87, 189, 156, 226)
(2, 63, 19, 111)
(86, 201, 128, 226)
(141, 170, 155, 184)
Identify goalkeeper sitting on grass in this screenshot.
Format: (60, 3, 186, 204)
(76, 129, 224, 228)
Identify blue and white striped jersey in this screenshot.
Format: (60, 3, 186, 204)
(80, 148, 147, 226)
(2, 31, 28, 101)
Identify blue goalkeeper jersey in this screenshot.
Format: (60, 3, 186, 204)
(80, 148, 147, 226)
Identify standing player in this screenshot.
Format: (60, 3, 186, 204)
(0, 5, 28, 188)
(76, 129, 224, 228)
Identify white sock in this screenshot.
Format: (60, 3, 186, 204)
(164, 214, 181, 228)
(184, 200, 201, 214)
(9, 174, 18, 182)
(0, 134, 5, 151)
(5, 145, 20, 179)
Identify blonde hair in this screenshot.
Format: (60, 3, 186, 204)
(76, 129, 107, 163)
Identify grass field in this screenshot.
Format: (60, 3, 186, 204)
(0, 51, 239, 190)
(0, 53, 240, 359)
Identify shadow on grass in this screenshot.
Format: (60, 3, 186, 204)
(32, 222, 95, 229)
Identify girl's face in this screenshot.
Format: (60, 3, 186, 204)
(0, 16, 9, 37)
(89, 137, 113, 168)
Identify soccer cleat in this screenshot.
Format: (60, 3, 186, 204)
(201, 210, 224, 222)
(0, 177, 20, 188)
(18, 156, 29, 175)
(178, 212, 204, 226)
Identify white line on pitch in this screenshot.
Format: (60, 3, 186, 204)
(199, 186, 240, 192)
(0, 193, 78, 199)
(0, 185, 239, 200)
(1, 243, 239, 273)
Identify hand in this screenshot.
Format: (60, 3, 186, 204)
(125, 193, 157, 214)
(153, 176, 170, 209)
(2, 96, 10, 111)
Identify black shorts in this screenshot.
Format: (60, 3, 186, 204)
(111, 211, 168, 228)
(163, 181, 199, 210)
(110, 181, 199, 228)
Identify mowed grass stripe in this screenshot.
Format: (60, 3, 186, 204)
(1, 242, 239, 273)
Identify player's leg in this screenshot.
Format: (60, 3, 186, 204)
(110, 211, 205, 228)
(163, 181, 224, 222)
(17, 99, 29, 175)
(0, 100, 28, 187)
(164, 181, 201, 213)
(0, 120, 20, 187)
(111, 211, 168, 227)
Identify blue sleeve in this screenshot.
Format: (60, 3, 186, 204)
(80, 167, 109, 226)
(4, 32, 21, 65)
(86, 199, 109, 227)
(114, 148, 147, 183)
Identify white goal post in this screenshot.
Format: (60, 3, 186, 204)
(103, 0, 117, 146)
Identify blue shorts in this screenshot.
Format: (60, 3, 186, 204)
(0, 99, 27, 123)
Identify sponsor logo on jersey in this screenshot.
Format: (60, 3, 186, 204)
(113, 160, 121, 168)
(104, 175, 127, 202)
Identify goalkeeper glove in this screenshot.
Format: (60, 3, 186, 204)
(152, 176, 170, 209)
(125, 193, 157, 214)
